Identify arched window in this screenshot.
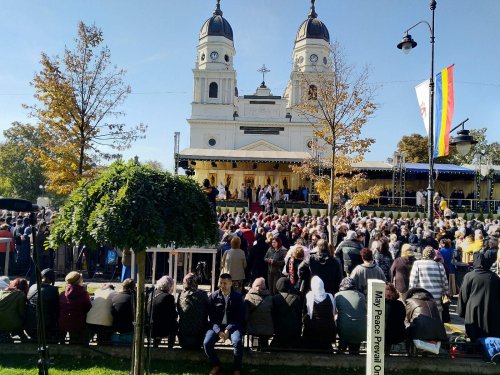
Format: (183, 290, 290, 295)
(209, 82, 218, 98)
(308, 84, 318, 100)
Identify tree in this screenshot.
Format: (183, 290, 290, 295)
(26, 21, 146, 195)
(397, 133, 428, 162)
(396, 128, 500, 165)
(291, 42, 381, 243)
(49, 160, 218, 375)
(0, 122, 47, 201)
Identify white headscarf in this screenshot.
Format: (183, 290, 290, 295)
(305, 276, 335, 319)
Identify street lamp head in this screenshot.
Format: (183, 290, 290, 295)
(397, 33, 417, 54)
(450, 129, 478, 156)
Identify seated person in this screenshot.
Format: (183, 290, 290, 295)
(59, 272, 91, 344)
(177, 273, 209, 350)
(405, 287, 448, 344)
(302, 276, 336, 351)
(384, 283, 406, 352)
(111, 278, 136, 345)
(334, 277, 367, 354)
(271, 277, 302, 348)
(203, 273, 245, 375)
(244, 277, 273, 349)
(86, 284, 116, 344)
(147, 276, 178, 348)
(0, 278, 28, 342)
(25, 269, 59, 342)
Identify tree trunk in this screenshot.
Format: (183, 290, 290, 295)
(78, 143, 85, 177)
(328, 147, 335, 245)
(132, 251, 146, 375)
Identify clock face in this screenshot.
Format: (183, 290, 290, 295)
(310, 54, 318, 63)
(210, 51, 219, 60)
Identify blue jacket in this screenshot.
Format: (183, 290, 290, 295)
(208, 289, 245, 334)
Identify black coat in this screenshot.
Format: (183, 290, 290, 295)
(299, 251, 343, 294)
(457, 257, 500, 341)
(385, 299, 406, 346)
(147, 291, 178, 338)
(207, 289, 245, 334)
(25, 283, 60, 331)
(271, 291, 302, 345)
(112, 291, 135, 334)
(248, 235, 268, 282)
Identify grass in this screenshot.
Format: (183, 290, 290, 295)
(0, 354, 458, 375)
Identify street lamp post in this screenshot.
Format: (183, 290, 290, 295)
(397, 0, 437, 228)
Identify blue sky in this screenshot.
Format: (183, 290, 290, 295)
(1, 0, 499, 172)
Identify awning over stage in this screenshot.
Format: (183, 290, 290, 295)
(179, 148, 311, 163)
(404, 163, 475, 175)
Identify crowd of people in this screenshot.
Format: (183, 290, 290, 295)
(1, 208, 500, 375)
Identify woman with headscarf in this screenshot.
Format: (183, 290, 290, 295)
(271, 277, 302, 348)
(302, 276, 336, 351)
(177, 273, 209, 349)
(244, 277, 273, 349)
(147, 275, 178, 348)
(390, 244, 415, 301)
(334, 277, 367, 354)
(384, 283, 406, 352)
(457, 252, 500, 342)
(59, 271, 92, 344)
(0, 278, 28, 342)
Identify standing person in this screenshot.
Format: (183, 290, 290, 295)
(147, 276, 178, 348)
(0, 224, 14, 275)
(248, 228, 268, 284)
(203, 273, 245, 375)
(302, 276, 336, 351)
(177, 273, 209, 350)
(299, 239, 343, 295)
(390, 244, 415, 301)
(220, 237, 247, 293)
(285, 245, 304, 291)
(58, 272, 91, 344)
(409, 246, 448, 314)
(457, 252, 500, 341)
(373, 240, 393, 281)
(203, 178, 219, 211)
(335, 230, 363, 276)
(439, 238, 457, 296)
(350, 248, 386, 296)
(264, 238, 287, 295)
(246, 184, 253, 210)
(384, 283, 406, 352)
(334, 277, 367, 354)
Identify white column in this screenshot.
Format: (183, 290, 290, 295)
(366, 279, 385, 375)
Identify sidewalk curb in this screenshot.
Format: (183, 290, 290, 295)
(0, 344, 497, 374)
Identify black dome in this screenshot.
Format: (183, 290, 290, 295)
(295, 1, 330, 44)
(199, 1, 233, 41)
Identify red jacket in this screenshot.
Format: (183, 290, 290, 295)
(0, 230, 14, 253)
(58, 284, 91, 332)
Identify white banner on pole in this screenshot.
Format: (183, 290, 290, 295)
(366, 279, 386, 375)
(415, 79, 430, 135)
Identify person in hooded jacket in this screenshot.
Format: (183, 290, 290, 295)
(0, 278, 28, 342)
(147, 275, 178, 348)
(302, 276, 336, 351)
(244, 277, 273, 349)
(299, 239, 342, 295)
(405, 287, 448, 343)
(457, 252, 500, 342)
(58, 271, 91, 344)
(271, 277, 302, 348)
(334, 230, 363, 276)
(334, 277, 367, 354)
(177, 273, 209, 349)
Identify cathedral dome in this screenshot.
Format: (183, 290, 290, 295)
(199, 0, 233, 41)
(295, 1, 330, 44)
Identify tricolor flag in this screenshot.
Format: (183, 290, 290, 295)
(434, 65, 455, 158)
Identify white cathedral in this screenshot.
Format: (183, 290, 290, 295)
(178, 0, 332, 195)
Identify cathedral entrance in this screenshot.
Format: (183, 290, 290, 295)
(244, 175, 255, 188)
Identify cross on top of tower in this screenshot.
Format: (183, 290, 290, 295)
(213, 0, 222, 16)
(258, 64, 271, 88)
(309, 0, 317, 19)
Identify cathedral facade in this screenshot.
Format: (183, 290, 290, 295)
(178, 0, 332, 196)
